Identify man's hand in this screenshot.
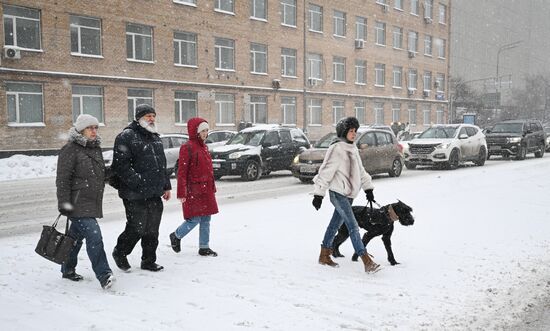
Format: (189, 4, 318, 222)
(163, 190, 171, 201)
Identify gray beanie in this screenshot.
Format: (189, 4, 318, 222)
(74, 114, 99, 132)
(135, 104, 156, 120)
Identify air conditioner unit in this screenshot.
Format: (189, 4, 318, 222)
(272, 79, 281, 89)
(408, 51, 415, 58)
(308, 78, 318, 87)
(423, 90, 430, 97)
(407, 88, 415, 96)
(424, 17, 433, 24)
(4, 46, 21, 60)
(354, 39, 365, 49)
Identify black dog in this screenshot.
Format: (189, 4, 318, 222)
(332, 200, 415, 265)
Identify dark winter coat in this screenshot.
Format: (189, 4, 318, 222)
(177, 117, 218, 219)
(56, 127, 105, 218)
(111, 121, 171, 200)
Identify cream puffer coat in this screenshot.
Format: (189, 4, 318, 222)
(312, 140, 374, 198)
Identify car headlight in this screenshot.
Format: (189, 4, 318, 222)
(436, 142, 451, 150)
(293, 155, 300, 164)
(507, 137, 522, 143)
(228, 152, 242, 159)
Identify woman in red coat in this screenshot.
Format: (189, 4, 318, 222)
(169, 117, 219, 256)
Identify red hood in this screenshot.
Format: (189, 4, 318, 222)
(187, 117, 208, 144)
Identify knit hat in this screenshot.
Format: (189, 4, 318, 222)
(74, 114, 99, 132)
(135, 104, 156, 120)
(197, 121, 209, 133)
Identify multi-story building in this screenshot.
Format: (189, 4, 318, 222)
(0, 0, 450, 154)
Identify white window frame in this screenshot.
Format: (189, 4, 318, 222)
(411, 0, 419, 15)
(436, 73, 445, 92)
(375, 63, 385, 87)
(251, 0, 267, 21)
(424, 35, 432, 56)
(393, 66, 403, 88)
(355, 16, 367, 41)
(281, 96, 297, 125)
(126, 23, 153, 62)
(392, 103, 401, 122)
(436, 106, 444, 124)
(333, 56, 346, 83)
(215, 93, 235, 125)
(393, 26, 403, 49)
(423, 71, 432, 92)
(408, 31, 418, 53)
(247, 95, 268, 124)
(215, 37, 235, 71)
(423, 107, 431, 125)
(355, 60, 367, 85)
(174, 31, 197, 67)
(215, 0, 235, 14)
(437, 38, 446, 59)
(128, 88, 154, 121)
(280, 0, 297, 27)
(307, 53, 323, 80)
(6, 82, 44, 125)
(308, 98, 322, 125)
(394, 0, 404, 11)
(408, 69, 418, 90)
(250, 43, 268, 74)
(3, 5, 41, 51)
(174, 0, 197, 6)
(174, 91, 197, 125)
(355, 100, 366, 124)
(309, 4, 323, 33)
(281, 48, 297, 77)
(424, 0, 434, 19)
(375, 21, 386, 46)
(408, 105, 417, 125)
(70, 15, 101, 57)
(439, 4, 447, 24)
(374, 103, 385, 124)
(72, 85, 104, 124)
(333, 10, 346, 37)
(332, 100, 345, 125)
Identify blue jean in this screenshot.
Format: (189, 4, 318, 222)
(175, 215, 212, 249)
(61, 217, 112, 283)
(321, 191, 366, 257)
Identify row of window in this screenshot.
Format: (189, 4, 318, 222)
(6, 81, 444, 127)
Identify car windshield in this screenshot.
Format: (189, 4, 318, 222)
(400, 132, 420, 141)
(315, 133, 337, 148)
(491, 123, 523, 133)
(419, 127, 457, 139)
(227, 131, 265, 146)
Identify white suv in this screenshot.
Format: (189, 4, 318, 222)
(404, 124, 487, 170)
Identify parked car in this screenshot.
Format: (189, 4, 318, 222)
(206, 130, 237, 151)
(291, 127, 404, 183)
(545, 127, 550, 151)
(103, 133, 189, 176)
(405, 124, 487, 170)
(210, 124, 310, 181)
(485, 120, 546, 160)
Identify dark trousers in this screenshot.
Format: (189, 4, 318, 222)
(115, 197, 163, 264)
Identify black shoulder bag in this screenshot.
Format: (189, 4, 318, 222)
(35, 214, 76, 265)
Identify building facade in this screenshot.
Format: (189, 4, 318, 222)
(0, 0, 450, 153)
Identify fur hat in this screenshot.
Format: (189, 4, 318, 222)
(74, 114, 99, 132)
(135, 104, 156, 120)
(336, 117, 360, 138)
(197, 121, 209, 133)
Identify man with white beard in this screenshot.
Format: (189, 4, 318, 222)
(110, 104, 172, 272)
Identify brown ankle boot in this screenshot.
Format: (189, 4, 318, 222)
(360, 253, 380, 273)
(319, 247, 339, 268)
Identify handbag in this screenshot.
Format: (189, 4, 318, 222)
(35, 214, 76, 265)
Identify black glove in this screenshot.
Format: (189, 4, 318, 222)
(312, 195, 323, 211)
(365, 189, 375, 203)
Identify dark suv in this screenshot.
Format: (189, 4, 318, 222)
(485, 119, 546, 160)
(210, 125, 310, 181)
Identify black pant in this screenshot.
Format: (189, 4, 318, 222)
(115, 197, 163, 264)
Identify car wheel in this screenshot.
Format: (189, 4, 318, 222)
(515, 145, 526, 160)
(446, 149, 460, 170)
(388, 158, 403, 177)
(474, 146, 487, 166)
(534, 143, 545, 158)
(299, 177, 313, 184)
(241, 160, 261, 181)
(404, 161, 416, 170)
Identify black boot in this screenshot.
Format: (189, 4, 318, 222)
(198, 248, 218, 257)
(112, 248, 131, 272)
(141, 262, 164, 272)
(100, 274, 114, 290)
(169, 232, 181, 253)
(62, 272, 83, 281)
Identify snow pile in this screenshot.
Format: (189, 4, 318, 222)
(0, 155, 57, 181)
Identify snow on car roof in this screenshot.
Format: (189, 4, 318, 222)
(240, 124, 282, 132)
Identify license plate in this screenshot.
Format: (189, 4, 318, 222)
(415, 154, 427, 159)
(489, 145, 501, 150)
(300, 165, 317, 173)
(212, 162, 221, 169)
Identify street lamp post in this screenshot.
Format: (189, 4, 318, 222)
(496, 41, 522, 90)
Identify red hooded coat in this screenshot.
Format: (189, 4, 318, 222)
(177, 117, 219, 219)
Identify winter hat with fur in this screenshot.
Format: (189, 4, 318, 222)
(197, 121, 209, 133)
(74, 114, 99, 132)
(135, 104, 156, 120)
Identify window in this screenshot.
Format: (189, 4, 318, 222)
(309, 4, 323, 32)
(174, 91, 197, 124)
(359, 132, 376, 146)
(215, 0, 234, 14)
(411, 0, 419, 15)
(439, 4, 447, 24)
(408, 31, 418, 53)
(72, 85, 103, 123)
(424, 0, 433, 19)
(128, 88, 153, 121)
(423, 107, 431, 125)
(393, 66, 402, 88)
(251, 0, 267, 20)
(392, 103, 401, 122)
(333, 10, 346, 37)
(436, 106, 444, 124)
(174, 31, 197, 66)
(356, 17, 367, 41)
(424, 35, 432, 56)
(408, 105, 417, 125)
(126, 23, 153, 62)
(250, 43, 267, 74)
(375, 63, 385, 86)
(394, 0, 404, 10)
(375, 21, 386, 45)
(308, 98, 322, 125)
(3, 5, 41, 50)
(332, 100, 344, 124)
(374, 103, 384, 124)
(423, 71, 432, 91)
(215, 94, 235, 124)
(408, 69, 417, 90)
(333, 56, 346, 83)
(174, 0, 196, 5)
(215, 37, 235, 70)
(436, 73, 445, 92)
(437, 38, 446, 58)
(281, 48, 297, 77)
(281, 96, 297, 125)
(355, 100, 366, 124)
(375, 132, 392, 145)
(280, 0, 297, 27)
(6, 82, 43, 124)
(246, 95, 267, 124)
(70, 16, 101, 56)
(355, 60, 367, 85)
(307, 53, 322, 80)
(393, 26, 403, 49)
